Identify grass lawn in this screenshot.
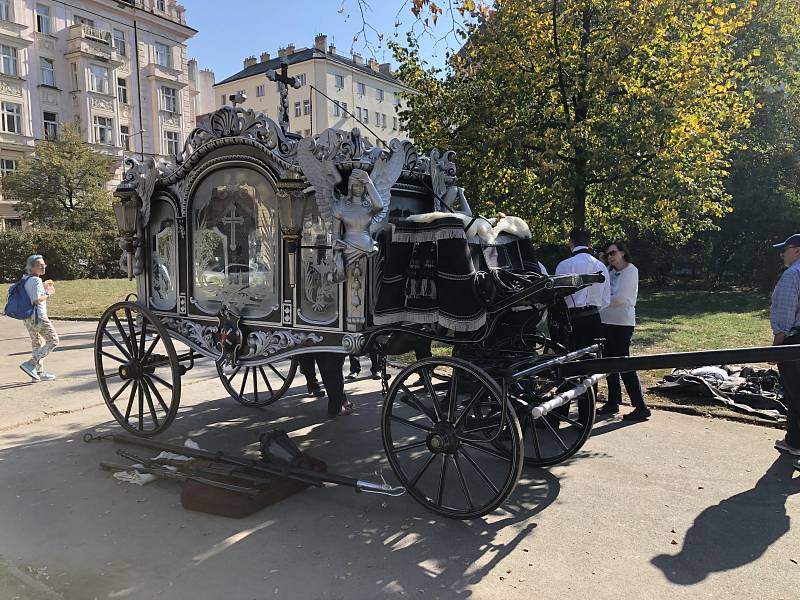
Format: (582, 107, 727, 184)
(0, 278, 135, 318)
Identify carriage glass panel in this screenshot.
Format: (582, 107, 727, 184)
(298, 199, 339, 325)
(149, 198, 177, 311)
(191, 167, 280, 319)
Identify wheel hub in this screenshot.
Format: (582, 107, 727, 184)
(427, 422, 460, 454)
(119, 360, 143, 380)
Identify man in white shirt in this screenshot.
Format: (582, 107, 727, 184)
(554, 228, 610, 351)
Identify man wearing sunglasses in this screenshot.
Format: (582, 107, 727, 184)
(770, 234, 800, 457)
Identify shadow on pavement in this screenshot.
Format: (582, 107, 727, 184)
(0, 381, 562, 599)
(651, 455, 800, 584)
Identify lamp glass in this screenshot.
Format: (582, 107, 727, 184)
(113, 199, 138, 235)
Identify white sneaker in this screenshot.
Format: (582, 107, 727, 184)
(19, 362, 40, 381)
(775, 439, 800, 456)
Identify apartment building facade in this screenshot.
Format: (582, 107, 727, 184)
(0, 0, 198, 231)
(214, 34, 411, 146)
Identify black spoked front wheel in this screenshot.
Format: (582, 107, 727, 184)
(94, 301, 181, 437)
(382, 357, 523, 519)
(217, 358, 298, 407)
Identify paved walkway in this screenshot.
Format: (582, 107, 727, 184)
(1, 316, 798, 599)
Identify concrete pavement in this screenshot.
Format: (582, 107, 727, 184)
(1, 315, 799, 599)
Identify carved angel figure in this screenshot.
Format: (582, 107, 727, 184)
(298, 134, 405, 282)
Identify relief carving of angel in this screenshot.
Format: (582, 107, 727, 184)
(298, 135, 405, 282)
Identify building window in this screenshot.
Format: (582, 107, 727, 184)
(332, 101, 340, 117)
(163, 130, 179, 156)
(113, 29, 126, 56)
(302, 99, 311, 115)
(356, 106, 362, 120)
(40, 57, 55, 86)
(161, 86, 177, 113)
(156, 0, 166, 10)
(36, 4, 50, 34)
(0, 158, 16, 176)
(220, 94, 226, 105)
(1, 102, 21, 134)
(89, 64, 110, 94)
(295, 73, 306, 87)
(0, 45, 17, 76)
(93, 116, 113, 145)
(154, 42, 171, 68)
(71, 63, 79, 89)
(394, 93, 401, 106)
(363, 108, 368, 124)
(43, 111, 58, 140)
(294, 102, 301, 118)
(0, 0, 10, 22)
(340, 101, 347, 113)
(74, 15, 94, 27)
(120, 125, 130, 151)
(256, 84, 264, 97)
(117, 78, 128, 103)
(4, 218, 22, 229)
(334, 74, 344, 89)
(392, 116, 397, 130)
(376, 88, 384, 102)
(381, 113, 387, 128)
(356, 81, 366, 95)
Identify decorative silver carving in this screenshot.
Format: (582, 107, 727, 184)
(181, 105, 297, 165)
(163, 317, 218, 352)
(347, 256, 366, 329)
(241, 329, 323, 358)
(298, 131, 405, 282)
(342, 333, 365, 353)
(178, 292, 187, 314)
(0, 81, 23, 97)
(282, 301, 292, 325)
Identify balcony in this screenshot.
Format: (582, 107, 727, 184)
(65, 24, 123, 65)
(142, 62, 187, 87)
(0, 18, 32, 48)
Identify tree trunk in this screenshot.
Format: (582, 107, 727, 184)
(573, 148, 587, 231)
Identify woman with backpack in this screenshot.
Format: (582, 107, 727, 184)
(18, 255, 59, 381)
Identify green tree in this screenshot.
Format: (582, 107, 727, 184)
(394, 0, 759, 244)
(1, 123, 116, 230)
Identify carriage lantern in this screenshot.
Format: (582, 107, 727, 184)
(278, 189, 309, 288)
(112, 197, 139, 280)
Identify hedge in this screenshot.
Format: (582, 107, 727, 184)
(0, 227, 124, 282)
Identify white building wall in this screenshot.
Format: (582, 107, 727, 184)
(0, 0, 198, 230)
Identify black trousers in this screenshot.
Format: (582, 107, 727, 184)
(568, 310, 603, 351)
(777, 335, 800, 447)
(297, 353, 347, 417)
(601, 324, 646, 409)
(349, 349, 380, 374)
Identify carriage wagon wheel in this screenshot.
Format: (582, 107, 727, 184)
(382, 357, 524, 520)
(94, 301, 181, 437)
(504, 375, 596, 468)
(216, 358, 298, 407)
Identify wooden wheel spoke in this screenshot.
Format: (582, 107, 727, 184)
(453, 386, 486, 428)
(103, 329, 131, 360)
(149, 373, 174, 390)
(447, 370, 459, 422)
(459, 422, 502, 436)
(539, 415, 569, 451)
(141, 378, 159, 427)
(141, 335, 162, 364)
(111, 313, 134, 355)
(124, 308, 138, 355)
(452, 454, 474, 511)
(238, 368, 250, 399)
(138, 320, 147, 358)
(124, 382, 137, 422)
(100, 350, 126, 364)
(550, 411, 583, 431)
(460, 439, 512, 462)
(436, 455, 448, 506)
(226, 365, 242, 385)
(420, 369, 443, 423)
(109, 379, 132, 403)
(407, 453, 437, 487)
(137, 385, 144, 431)
(528, 414, 542, 458)
(398, 384, 436, 423)
(259, 366, 275, 395)
(268, 363, 287, 382)
(390, 414, 432, 433)
(253, 368, 259, 404)
(392, 439, 428, 453)
(459, 447, 500, 495)
(144, 376, 170, 413)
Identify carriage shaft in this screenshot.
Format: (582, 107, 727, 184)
(557, 344, 800, 378)
(529, 373, 608, 419)
(508, 344, 603, 381)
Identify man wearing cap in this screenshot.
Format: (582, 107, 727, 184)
(555, 228, 611, 351)
(770, 234, 800, 456)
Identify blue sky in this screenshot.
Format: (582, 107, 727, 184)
(186, 0, 464, 81)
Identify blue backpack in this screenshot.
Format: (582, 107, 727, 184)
(4, 276, 35, 320)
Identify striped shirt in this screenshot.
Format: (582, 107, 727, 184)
(770, 261, 800, 336)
